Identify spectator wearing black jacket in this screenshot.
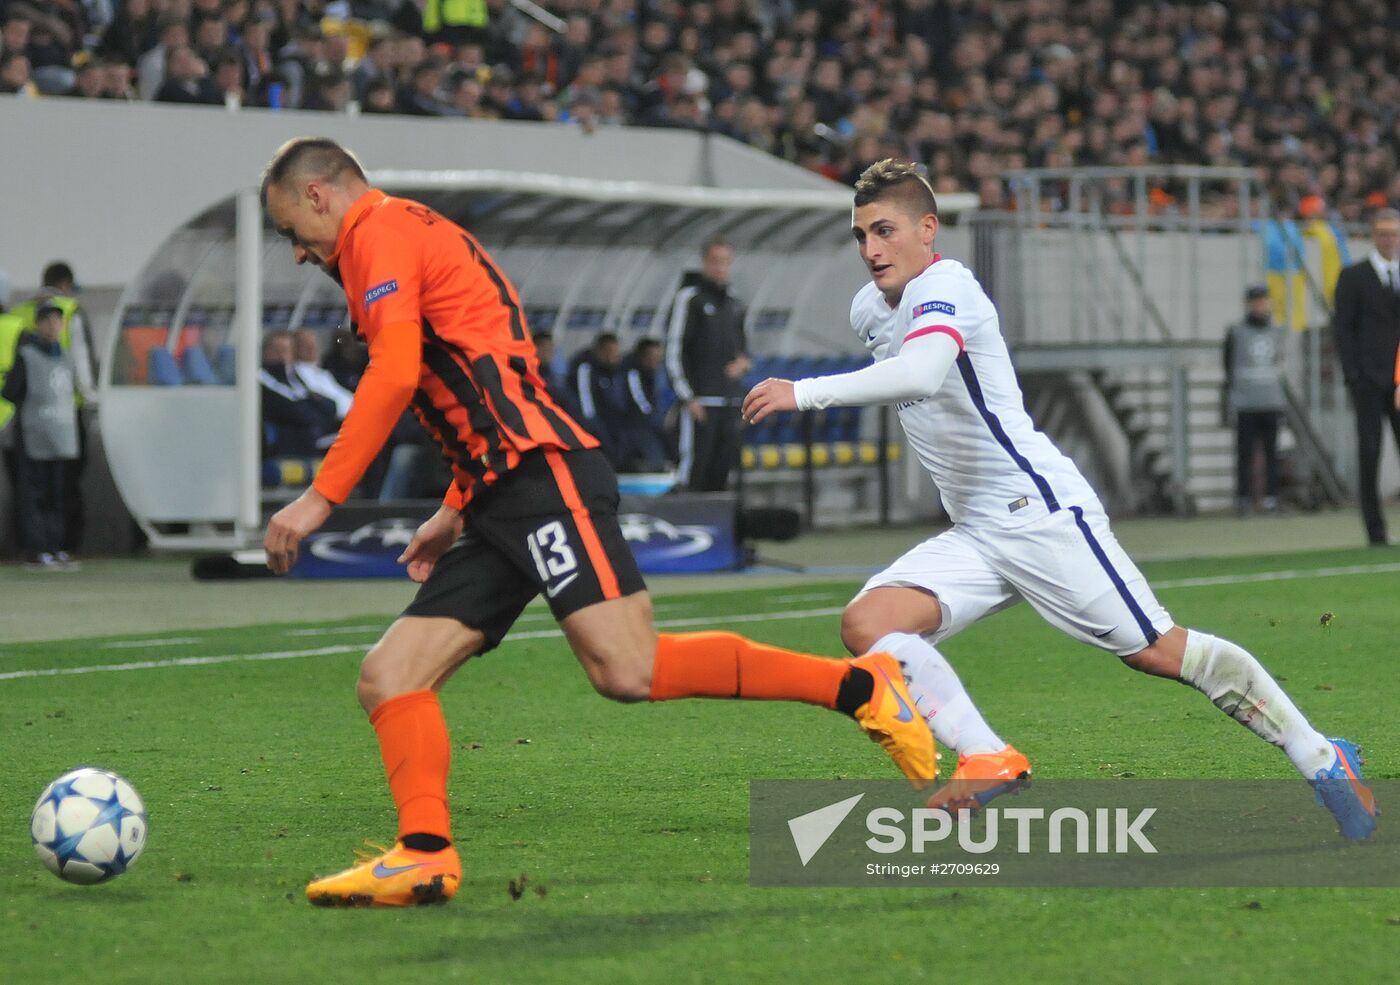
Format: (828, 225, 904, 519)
(617, 337, 671, 473)
(258, 331, 338, 460)
(1334, 208, 1400, 545)
(153, 44, 218, 103)
(665, 238, 750, 491)
(566, 332, 625, 468)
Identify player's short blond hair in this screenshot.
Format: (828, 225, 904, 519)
(853, 159, 939, 219)
(260, 137, 367, 207)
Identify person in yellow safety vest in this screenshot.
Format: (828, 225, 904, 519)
(421, 0, 488, 44)
(0, 308, 25, 432)
(0, 307, 28, 556)
(9, 264, 98, 406)
(8, 262, 99, 556)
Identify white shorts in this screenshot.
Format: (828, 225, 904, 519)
(861, 504, 1174, 657)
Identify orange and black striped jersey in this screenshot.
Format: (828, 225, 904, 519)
(311, 189, 597, 508)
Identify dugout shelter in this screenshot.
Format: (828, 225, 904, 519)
(98, 170, 978, 550)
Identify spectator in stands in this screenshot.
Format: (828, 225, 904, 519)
(237, 17, 274, 94)
(566, 331, 624, 467)
(24, 1, 82, 95)
(154, 44, 215, 104)
(274, 24, 324, 108)
(96, 0, 155, 68)
(258, 330, 337, 460)
(18, 0, 1400, 218)
(362, 76, 397, 113)
(1333, 209, 1400, 546)
(350, 31, 393, 103)
(617, 337, 672, 473)
(291, 327, 354, 419)
(0, 49, 34, 95)
(135, 14, 187, 101)
(99, 56, 134, 99)
(191, 14, 229, 68)
(1223, 286, 1288, 516)
(666, 237, 750, 492)
(1, 12, 32, 60)
(72, 58, 105, 98)
(2, 302, 80, 570)
(399, 55, 452, 115)
(306, 67, 352, 112)
(208, 46, 244, 105)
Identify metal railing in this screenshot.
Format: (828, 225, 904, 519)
(977, 166, 1347, 510)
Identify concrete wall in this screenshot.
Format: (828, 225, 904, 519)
(0, 96, 835, 296)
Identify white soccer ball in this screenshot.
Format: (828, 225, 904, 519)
(31, 767, 148, 884)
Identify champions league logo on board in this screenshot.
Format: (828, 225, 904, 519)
(617, 513, 716, 560)
(291, 518, 421, 577)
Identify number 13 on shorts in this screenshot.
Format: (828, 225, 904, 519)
(527, 520, 579, 591)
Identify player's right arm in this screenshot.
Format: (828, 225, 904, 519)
(312, 227, 425, 505)
(265, 228, 425, 574)
(754, 279, 971, 418)
(787, 330, 961, 411)
(310, 323, 422, 503)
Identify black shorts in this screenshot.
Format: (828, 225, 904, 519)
(402, 447, 646, 651)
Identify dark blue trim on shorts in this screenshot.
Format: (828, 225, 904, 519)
(1069, 505, 1159, 647)
(955, 353, 1060, 512)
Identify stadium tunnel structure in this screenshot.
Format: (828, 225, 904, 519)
(98, 170, 978, 550)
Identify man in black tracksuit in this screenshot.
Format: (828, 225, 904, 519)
(665, 238, 751, 491)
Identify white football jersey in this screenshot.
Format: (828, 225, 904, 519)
(850, 255, 1100, 526)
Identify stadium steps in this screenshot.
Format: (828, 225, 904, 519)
(1095, 365, 1237, 514)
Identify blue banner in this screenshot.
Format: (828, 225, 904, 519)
(289, 494, 739, 579)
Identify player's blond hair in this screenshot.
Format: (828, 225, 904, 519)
(853, 160, 939, 219)
(260, 137, 367, 207)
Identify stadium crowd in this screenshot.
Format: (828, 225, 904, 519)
(1, 1, 1399, 218)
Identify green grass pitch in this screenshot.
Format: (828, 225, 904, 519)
(2, 547, 1397, 984)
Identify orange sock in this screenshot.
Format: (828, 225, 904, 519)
(649, 631, 850, 707)
(369, 690, 452, 843)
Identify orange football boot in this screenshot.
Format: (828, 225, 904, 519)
(850, 651, 940, 789)
(927, 745, 1032, 813)
(306, 840, 460, 907)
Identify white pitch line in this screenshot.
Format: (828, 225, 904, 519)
(100, 636, 203, 649)
(1153, 561, 1400, 590)
(0, 645, 365, 681)
(6, 559, 1400, 684)
(0, 607, 845, 683)
(284, 624, 384, 637)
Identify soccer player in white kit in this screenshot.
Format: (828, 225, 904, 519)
(742, 160, 1378, 840)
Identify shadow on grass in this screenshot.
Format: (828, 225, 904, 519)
(411, 891, 978, 963)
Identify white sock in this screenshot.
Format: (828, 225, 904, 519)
(1179, 629, 1335, 778)
(874, 631, 1004, 756)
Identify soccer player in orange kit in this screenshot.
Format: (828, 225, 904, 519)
(258, 137, 935, 906)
